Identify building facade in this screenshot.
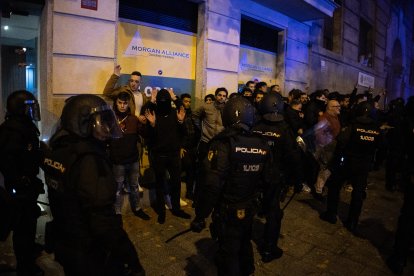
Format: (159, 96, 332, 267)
(1, 0, 413, 137)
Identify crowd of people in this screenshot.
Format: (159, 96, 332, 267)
(0, 63, 413, 275)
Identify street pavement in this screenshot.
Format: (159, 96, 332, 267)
(1, 169, 413, 275)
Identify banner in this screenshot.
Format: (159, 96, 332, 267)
(238, 45, 277, 88)
(117, 21, 196, 95)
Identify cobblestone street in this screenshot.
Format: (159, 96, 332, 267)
(1, 169, 413, 275)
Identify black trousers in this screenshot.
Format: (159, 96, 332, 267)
(12, 196, 40, 275)
(181, 147, 196, 197)
(326, 156, 371, 223)
(393, 180, 414, 261)
(152, 151, 182, 214)
(216, 212, 255, 276)
(263, 184, 283, 251)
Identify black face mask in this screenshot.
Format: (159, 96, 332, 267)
(157, 100, 172, 116)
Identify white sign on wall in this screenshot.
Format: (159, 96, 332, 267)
(358, 72, 375, 88)
(238, 45, 276, 85)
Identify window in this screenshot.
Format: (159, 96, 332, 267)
(240, 16, 280, 53)
(359, 18, 374, 67)
(322, 8, 341, 53)
(323, 17, 334, 51)
(119, 0, 198, 33)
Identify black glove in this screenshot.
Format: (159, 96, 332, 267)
(190, 218, 206, 233)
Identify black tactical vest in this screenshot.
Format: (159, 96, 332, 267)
(347, 119, 380, 157)
(42, 139, 107, 233)
(221, 133, 269, 205)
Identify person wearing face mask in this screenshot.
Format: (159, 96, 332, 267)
(144, 89, 191, 224)
(42, 94, 145, 276)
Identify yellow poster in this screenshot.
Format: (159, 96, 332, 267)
(117, 22, 196, 80)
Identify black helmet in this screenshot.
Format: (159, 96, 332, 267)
(6, 90, 41, 121)
(354, 101, 374, 118)
(258, 93, 284, 122)
(60, 94, 122, 140)
(222, 96, 256, 130)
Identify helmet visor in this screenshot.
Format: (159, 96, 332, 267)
(24, 100, 41, 121)
(91, 106, 122, 140)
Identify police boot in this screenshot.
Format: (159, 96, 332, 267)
(261, 246, 283, 263)
(386, 254, 406, 275)
(344, 219, 359, 235)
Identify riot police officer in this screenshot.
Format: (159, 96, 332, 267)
(42, 95, 145, 276)
(387, 96, 414, 274)
(252, 93, 304, 262)
(0, 90, 43, 275)
(190, 96, 271, 276)
(320, 101, 381, 233)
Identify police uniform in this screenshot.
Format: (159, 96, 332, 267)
(0, 91, 43, 275)
(387, 103, 414, 274)
(324, 113, 381, 230)
(42, 95, 144, 276)
(252, 119, 303, 261)
(194, 125, 270, 275)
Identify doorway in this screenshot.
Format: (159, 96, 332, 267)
(1, 0, 44, 121)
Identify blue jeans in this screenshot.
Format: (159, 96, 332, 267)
(113, 162, 140, 214)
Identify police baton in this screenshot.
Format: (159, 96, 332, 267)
(165, 228, 192, 243)
(281, 190, 298, 211)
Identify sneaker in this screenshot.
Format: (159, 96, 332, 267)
(319, 212, 337, 224)
(122, 186, 130, 194)
(262, 246, 283, 263)
(345, 184, 353, 192)
(180, 198, 188, 207)
(171, 209, 191, 219)
(302, 184, 311, 193)
(138, 185, 144, 193)
(134, 209, 150, 220)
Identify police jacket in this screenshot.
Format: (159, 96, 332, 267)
(42, 131, 140, 269)
(337, 116, 381, 159)
(195, 126, 271, 220)
(0, 115, 42, 196)
(252, 120, 304, 187)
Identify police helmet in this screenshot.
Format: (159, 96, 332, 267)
(60, 94, 122, 140)
(222, 96, 256, 130)
(6, 90, 41, 121)
(258, 93, 284, 122)
(354, 101, 374, 118)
